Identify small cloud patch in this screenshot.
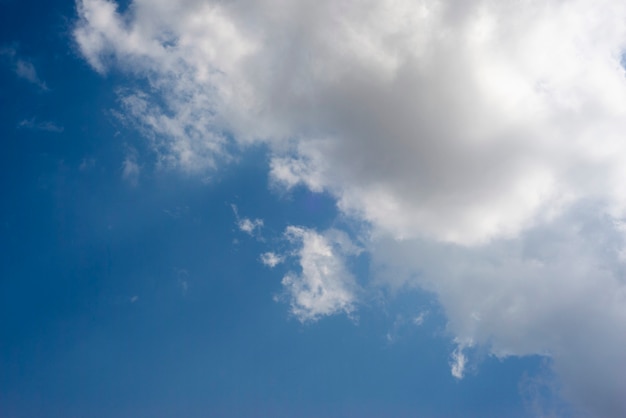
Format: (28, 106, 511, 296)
(1, 46, 48, 90)
(122, 149, 140, 186)
(260, 252, 283, 268)
(231, 204, 264, 236)
(277, 226, 361, 323)
(18, 118, 63, 133)
(413, 311, 428, 326)
(450, 346, 468, 380)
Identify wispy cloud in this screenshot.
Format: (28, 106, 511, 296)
(1, 46, 48, 91)
(385, 311, 429, 344)
(17, 118, 63, 133)
(162, 206, 189, 219)
(413, 311, 428, 327)
(450, 345, 468, 380)
(231, 204, 264, 236)
(79, 157, 96, 171)
(122, 148, 140, 186)
(177, 268, 189, 296)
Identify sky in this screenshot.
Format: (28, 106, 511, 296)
(1, 0, 626, 417)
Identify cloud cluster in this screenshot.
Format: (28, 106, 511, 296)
(74, 0, 626, 415)
(75, 0, 626, 243)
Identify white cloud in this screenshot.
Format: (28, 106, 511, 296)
(450, 345, 468, 380)
(260, 252, 283, 268)
(74, 1, 626, 415)
(238, 218, 263, 235)
(74, 0, 626, 243)
(231, 204, 264, 235)
(371, 203, 626, 416)
(279, 226, 360, 323)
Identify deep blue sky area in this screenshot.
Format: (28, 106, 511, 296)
(0, 1, 545, 417)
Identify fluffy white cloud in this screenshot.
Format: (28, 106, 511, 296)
(371, 202, 626, 416)
(279, 226, 360, 322)
(260, 252, 283, 268)
(238, 218, 263, 234)
(75, 0, 626, 243)
(74, 0, 626, 415)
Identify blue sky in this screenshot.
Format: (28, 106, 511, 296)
(2, 1, 626, 417)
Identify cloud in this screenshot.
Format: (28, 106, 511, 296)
(74, 0, 626, 242)
(519, 365, 573, 418)
(413, 311, 427, 327)
(74, 0, 626, 415)
(177, 268, 189, 296)
(1, 46, 48, 90)
(371, 202, 626, 416)
(79, 157, 96, 171)
(385, 312, 428, 344)
(18, 118, 63, 133)
(14, 60, 48, 90)
(238, 218, 263, 235)
(231, 204, 264, 236)
(279, 226, 360, 323)
(260, 252, 283, 268)
(450, 345, 468, 380)
(122, 149, 140, 186)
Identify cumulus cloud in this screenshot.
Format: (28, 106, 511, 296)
(238, 218, 263, 235)
(231, 204, 264, 236)
(260, 252, 283, 268)
(74, 0, 626, 415)
(279, 226, 360, 323)
(74, 0, 626, 243)
(371, 203, 626, 416)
